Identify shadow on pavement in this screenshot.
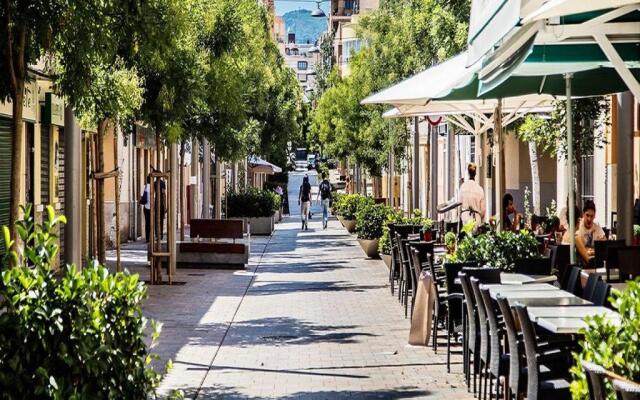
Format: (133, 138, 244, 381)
(195, 384, 432, 399)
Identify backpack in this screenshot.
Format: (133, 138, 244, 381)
(320, 181, 331, 199)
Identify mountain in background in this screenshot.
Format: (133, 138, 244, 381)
(281, 9, 327, 44)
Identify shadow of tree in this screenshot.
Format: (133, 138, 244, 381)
(194, 384, 432, 399)
(247, 281, 388, 295)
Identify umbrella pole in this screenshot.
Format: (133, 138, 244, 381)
(565, 74, 576, 265)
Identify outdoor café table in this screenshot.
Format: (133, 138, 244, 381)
(500, 273, 558, 285)
(489, 289, 576, 301)
(483, 283, 559, 298)
(535, 313, 621, 334)
(610, 282, 628, 292)
(527, 306, 617, 320)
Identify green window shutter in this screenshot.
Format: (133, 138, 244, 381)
(41, 125, 50, 206)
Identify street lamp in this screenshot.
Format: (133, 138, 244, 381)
(311, 1, 326, 17)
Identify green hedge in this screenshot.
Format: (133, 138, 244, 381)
(356, 203, 392, 240)
(0, 205, 170, 398)
(225, 187, 280, 218)
(335, 194, 374, 220)
(451, 230, 539, 271)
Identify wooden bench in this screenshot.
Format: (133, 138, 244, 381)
(177, 219, 248, 268)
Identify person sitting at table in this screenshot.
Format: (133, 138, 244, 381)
(577, 200, 606, 265)
(502, 193, 521, 232)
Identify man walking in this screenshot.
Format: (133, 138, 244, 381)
(317, 173, 332, 229)
(298, 175, 312, 230)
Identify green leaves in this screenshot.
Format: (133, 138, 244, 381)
(570, 279, 640, 399)
(356, 203, 393, 240)
(224, 188, 280, 218)
(0, 205, 166, 398)
(453, 230, 540, 271)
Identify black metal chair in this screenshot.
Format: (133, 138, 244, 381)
(582, 360, 607, 400)
(515, 304, 572, 400)
(480, 288, 508, 400)
(550, 244, 571, 283)
(605, 242, 626, 282)
(408, 244, 433, 316)
(462, 266, 501, 284)
(459, 272, 478, 395)
(470, 278, 492, 400)
(399, 237, 419, 317)
(388, 223, 399, 294)
(442, 262, 470, 373)
(583, 272, 601, 302)
(591, 280, 612, 307)
(496, 295, 522, 400)
(613, 379, 640, 400)
(617, 246, 640, 281)
(563, 265, 582, 296)
(514, 257, 552, 275)
(594, 240, 625, 270)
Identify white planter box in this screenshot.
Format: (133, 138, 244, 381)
(246, 216, 274, 235)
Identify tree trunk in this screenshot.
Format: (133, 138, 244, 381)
(113, 128, 121, 272)
(96, 119, 107, 265)
(528, 141, 541, 216)
(8, 81, 24, 258)
(179, 141, 185, 241)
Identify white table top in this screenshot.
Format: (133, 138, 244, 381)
(490, 288, 575, 301)
(536, 314, 621, 334)
(483, 283, 559, 294)
(500, 273, 558, 285)
(527, 306, 617, 320)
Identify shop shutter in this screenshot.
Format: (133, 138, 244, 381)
(0, 118, 13, 258)
(41, 126, 50, 205)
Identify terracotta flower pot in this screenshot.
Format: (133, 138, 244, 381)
(381, 254, 392, 269)
(422, 230, 433, 242)
(358, 239, 380, 259)
(342, 219, 356, 233)
(634, 236, 640, 246)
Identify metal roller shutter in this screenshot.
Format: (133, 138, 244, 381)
(41, 126, 50, 205)
(0, 118, 13, 259)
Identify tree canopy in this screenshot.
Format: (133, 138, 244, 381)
(309, 0, 470, 175)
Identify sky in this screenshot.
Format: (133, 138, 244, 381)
(274, 0, 330, 15)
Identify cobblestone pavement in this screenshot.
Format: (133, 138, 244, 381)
(108, 172, 472, 399)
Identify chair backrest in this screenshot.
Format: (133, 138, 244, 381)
(594, 240, 613, 268)
(550, 244, 571, 282)
(444, 262, 475, 295)
(583, 273, 601, 302)
(480, 287, 503, 377)
(497, 295, 522, 397)
(514, 303, 541, 400)
(470, 278, 490, 362)
(394, 224, 421, 237)
(462, 266, 501, 283)
(581, 360, 607, 400)
(459, 272, 478, 352)
(410, 241, 435, 269)
(563, 265, 582, 295)
(514, 257, 552, 275)
(617, 246, 640, 280)
(410, 249, 423, 287)
(591, 281, 611, 307)
(605, 241, 627, 270)
(613, 379, 640, 400)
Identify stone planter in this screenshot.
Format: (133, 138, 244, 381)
(342, 219, 356, 233)
(358, 238, 380, 259)
(381, 254, 392, 269)
(246, 216, 274, 235)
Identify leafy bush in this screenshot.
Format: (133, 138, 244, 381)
(422, 218, 434, 232)
(378, 208, 405, 255)
(0, 205, 170, 398)
(355, 203, 391, 240)
(570, 279, 640, 399)
(225, 187, 279, 218)
(453, 230, 539, 271)
(336, 194, 373, 220)
(634, 224, 640, 237)
(444, 231, 457, 253)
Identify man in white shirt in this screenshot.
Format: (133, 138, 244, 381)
(458, 163, 486, 227)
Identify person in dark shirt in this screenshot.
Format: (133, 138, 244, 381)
(317, 173, 332, 229)
(298, 176, 312, 230)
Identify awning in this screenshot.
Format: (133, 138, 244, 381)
(248, 156, 282, 174)
(478, 3, 640, 98)
(361, 53, 478, 105)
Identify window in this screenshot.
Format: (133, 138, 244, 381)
(581, 154, 595, 204)
(297, 61, 308, 70)
(470, 136, 476, 164)
(341, 38, 362, 65)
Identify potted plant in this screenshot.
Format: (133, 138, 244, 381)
(378, 229, 392, 269)
(444, 231, 457, 255)
(421, 218, 434, 241)
(338, 194, 372, 233)
(225, 188, 278, 235)
(634, 225, 640, 246)
(355, 203, 389, 258)
(452, 230, 539, 271)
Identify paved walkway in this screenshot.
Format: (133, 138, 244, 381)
(109, 172, 471, 399)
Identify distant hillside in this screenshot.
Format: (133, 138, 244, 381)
(282, 9, 327, 44)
